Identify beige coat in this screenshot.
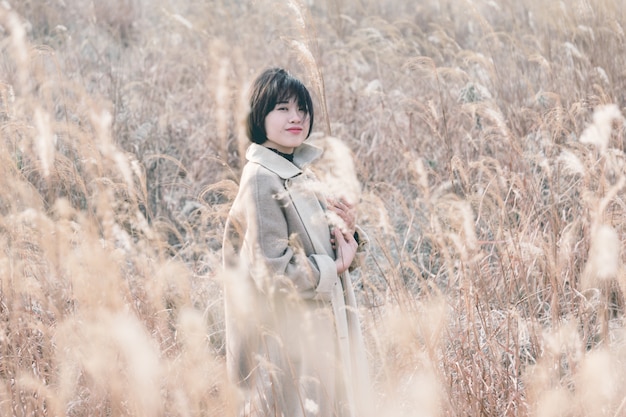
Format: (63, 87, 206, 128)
(223, 142, 371, 417)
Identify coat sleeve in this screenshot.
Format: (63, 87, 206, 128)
(236, 168, 337, 301)
(348, 225, 369, 272)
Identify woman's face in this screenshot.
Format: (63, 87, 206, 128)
(263, 97, 310, 154)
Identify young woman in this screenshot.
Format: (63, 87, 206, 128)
(223, 67, 370, 417)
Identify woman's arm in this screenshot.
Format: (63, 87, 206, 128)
(236, 167, 338, 300)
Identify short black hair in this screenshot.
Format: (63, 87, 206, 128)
(246, 67, 314, 144)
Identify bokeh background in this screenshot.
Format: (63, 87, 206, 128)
(1, 0, 625, 416)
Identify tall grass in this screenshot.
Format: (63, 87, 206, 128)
(1, 0, 625, 415)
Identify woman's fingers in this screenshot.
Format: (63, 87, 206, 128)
(328, 198, 356, 232)
(333, 228, 357, 274)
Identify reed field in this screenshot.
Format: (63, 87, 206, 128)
(0, 0, 625, 415)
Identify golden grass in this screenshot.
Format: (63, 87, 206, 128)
(1, 0, 625, 415)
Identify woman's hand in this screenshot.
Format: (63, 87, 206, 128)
(333, 228, 358, 274)
(328, 198, 356, 235)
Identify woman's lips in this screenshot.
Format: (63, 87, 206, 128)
(287, 127, 303, 134)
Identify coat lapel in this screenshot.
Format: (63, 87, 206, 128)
(246, 143, 333, 257)
(245, 142, 322, 179)
(285, 174, 334, 257)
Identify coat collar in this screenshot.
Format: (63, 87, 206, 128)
(246, 142, 322, 179)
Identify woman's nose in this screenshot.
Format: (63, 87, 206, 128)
(289, 109, 302, 122)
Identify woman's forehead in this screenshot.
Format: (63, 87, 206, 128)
(277, 90, 307, 106)
(276, 96, 298, 103)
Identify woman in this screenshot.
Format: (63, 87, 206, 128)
(223, 67, 370, 417)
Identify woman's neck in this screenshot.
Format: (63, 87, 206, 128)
(266, 146, 295, 163)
